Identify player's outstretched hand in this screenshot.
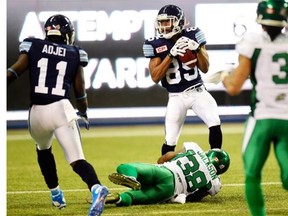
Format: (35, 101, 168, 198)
(203, 64, 235, 84)
(77, 112, 90, 130)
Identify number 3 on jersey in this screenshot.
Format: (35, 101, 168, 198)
(35, 58, 67, 96)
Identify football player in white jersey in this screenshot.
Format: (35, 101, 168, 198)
(142, 5, 223, 155)
(104, 142, 230, 206)
(205, 1, 288, 215)
(7, 14, 108, 216)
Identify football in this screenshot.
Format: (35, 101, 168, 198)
(179, 49, 197, 68)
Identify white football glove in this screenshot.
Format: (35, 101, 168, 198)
(169, 39, 187, 57)
(170, 194, 186, 204)
(76, 111, 90, 130)
(178, 36, 200, 51)
(203, 64, 235, 84)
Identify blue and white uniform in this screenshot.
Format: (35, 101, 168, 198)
(20, 37, 88, 163)
(143, 27, 205, 92)
(143, 28, 221, 148)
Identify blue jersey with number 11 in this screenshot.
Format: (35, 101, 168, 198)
(19, 38, 88, 105)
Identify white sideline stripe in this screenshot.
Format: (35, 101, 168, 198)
(6, 106, 250, 120)
(6, 182, 281, 194)
(103, 208, 287, 215)
(102, 208, 287, 215)
(7, 126, 244, 141)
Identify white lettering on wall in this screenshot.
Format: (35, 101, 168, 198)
(86, 57, 154, 89)
(19, 10, 157, 42)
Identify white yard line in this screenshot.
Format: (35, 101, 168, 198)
(7, 124, 244, 140)
(6, 181, 281, 194)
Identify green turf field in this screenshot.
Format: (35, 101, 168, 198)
(7, 123, 287, 215)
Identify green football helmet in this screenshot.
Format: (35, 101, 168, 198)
(256, 0, 288, 27)
(206, 149, 230, 175)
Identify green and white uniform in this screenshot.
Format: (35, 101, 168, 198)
(162, 142, 221, 197)
(115, 142, 221, 206)
(237, 31, 288, 216)
(237, 31, 288, 120)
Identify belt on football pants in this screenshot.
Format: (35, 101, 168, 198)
(183, 83, 203, 93)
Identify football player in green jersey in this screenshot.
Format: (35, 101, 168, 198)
(104, 142, 230, 206)
(205, 1, 288, 215)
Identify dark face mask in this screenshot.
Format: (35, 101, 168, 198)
(263, 25, 283, 41)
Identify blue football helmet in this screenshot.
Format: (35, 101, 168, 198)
(155, 5, 187, 39)
(44, 14, 75, 45)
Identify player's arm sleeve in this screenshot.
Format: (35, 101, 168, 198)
(207, 177, 222, 196)
(79, 48, 89, 67)
(194, 28, 207, 46)
(19, 38, 33, 54)
(142, 41, 156, 58)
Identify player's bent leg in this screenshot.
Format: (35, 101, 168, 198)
(163, 94, 186, 155)
(161, 142, 176, 155)
(37, 147, 59, 189)
(116, 193, 133, 206)
(209, 125, 222, 149)
(116, 163, 138, 178)
(242, 122, 269, 216)
(108, 173, 141, 190)
(72, 159, 101, 190)
(54, 120, 85, 164)
(273, 120, 288, 190)
(245, 175, 266, 216)
(274, 145, 288, 190)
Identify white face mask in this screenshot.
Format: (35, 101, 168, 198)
(155, 15, 184, 39)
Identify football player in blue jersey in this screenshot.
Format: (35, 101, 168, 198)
(7, 14, 108, 216)
(142, 5, 223, 155)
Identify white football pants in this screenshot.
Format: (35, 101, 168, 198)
(28, 99, 85, 164)
(165, 85, 221, 146)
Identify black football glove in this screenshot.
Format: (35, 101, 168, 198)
(186, 188, 209, 202)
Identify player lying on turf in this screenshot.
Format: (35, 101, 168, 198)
(88, 142, 230, 206)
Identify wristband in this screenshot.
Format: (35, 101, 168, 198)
(194, 46, 201, 53)
(8, 68, 18, 79)
(77, 111, 87, 116)
(76, 93, 87, 100)
(168, 52, 173, 59)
